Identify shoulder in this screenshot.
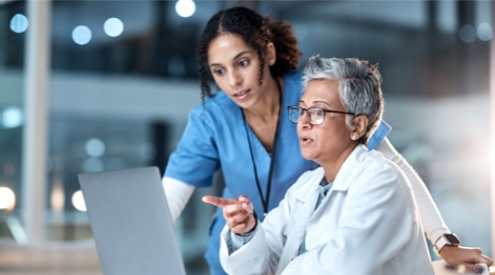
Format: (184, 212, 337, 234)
(351, 147, 418, 213)
(361, 148, 402, 178)
(194, 91, 232, 113)
(189, 91, 237, 124)
(357, 149, 412, 201)
(283, 71, 303, 89)
(344, 146, 404, 187)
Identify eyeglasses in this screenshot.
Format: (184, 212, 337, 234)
(287, 105, 355, 125)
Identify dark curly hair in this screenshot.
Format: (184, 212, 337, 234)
(197, 6, 302, 101)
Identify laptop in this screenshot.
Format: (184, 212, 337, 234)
(78, 166, 187, 275)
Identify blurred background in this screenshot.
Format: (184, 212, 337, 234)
(0, 0, 493, 274)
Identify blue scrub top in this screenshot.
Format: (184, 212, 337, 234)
(164, 70, 390, 274)
(166, 71, 319, 217)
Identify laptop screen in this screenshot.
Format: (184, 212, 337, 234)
(78, 166, 187, 275)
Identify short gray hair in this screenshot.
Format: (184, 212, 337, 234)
(302, 55, 384, 144)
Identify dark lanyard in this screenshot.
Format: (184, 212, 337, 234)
(242, 79, 282, 216)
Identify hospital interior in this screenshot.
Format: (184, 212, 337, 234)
(0, 0, 494, 274)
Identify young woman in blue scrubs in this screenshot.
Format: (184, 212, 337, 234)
(163, 6, 492, 275)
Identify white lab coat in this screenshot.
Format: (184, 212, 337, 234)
(220, 145, 434, 275)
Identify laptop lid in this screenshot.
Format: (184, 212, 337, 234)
(78, 166, 186, 275)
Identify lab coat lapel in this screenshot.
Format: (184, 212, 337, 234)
(276, 146, 366, 273)
(276, 168, 323, 274)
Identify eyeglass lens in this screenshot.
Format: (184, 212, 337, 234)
(288, 107, 324, 125)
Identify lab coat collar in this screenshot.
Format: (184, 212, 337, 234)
(332, 144, 369, 191)
(294, 145, 369, 204)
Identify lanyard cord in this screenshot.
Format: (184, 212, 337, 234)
(242, 79, 283, 215)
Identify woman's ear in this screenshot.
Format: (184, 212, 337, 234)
(267, 42, 276, 65)
(350, 115, 369, 141)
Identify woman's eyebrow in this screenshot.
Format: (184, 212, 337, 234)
(312, 100, 331, 106)
(232, 51, 251, 61)
(209, 51, 251, 67)
(299, 100, 331, 106)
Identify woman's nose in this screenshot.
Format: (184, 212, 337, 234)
(228, 70, 241, 87)
(297, 120, 311, 133)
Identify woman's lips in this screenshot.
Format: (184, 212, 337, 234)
(233, 89, 250, 99)
(300, 136, 313, 145)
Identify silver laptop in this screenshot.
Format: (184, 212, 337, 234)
(78, 166, 186, 275)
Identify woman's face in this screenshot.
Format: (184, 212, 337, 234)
(207, 33, 272, 109)
(297, 79, 353, 165)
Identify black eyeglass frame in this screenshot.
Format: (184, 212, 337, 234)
(287, 105, 356, 125)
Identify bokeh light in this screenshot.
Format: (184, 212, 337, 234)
(175, 0, 196, 18)
(2, 107, 23, 128)
(104, 17, 124, 37)
(72, 190, 87, 212)
(0, 187, 16, 210)
(477, 23, 493, 41)
(72, 25, 92, 45)
(85, 138, 105, 158)
(10, 14, 28, 33)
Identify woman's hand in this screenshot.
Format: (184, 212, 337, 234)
(439, 245, 493, 272)
(203, 194, 256, 235)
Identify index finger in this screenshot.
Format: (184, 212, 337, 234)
(202, 195, 237, 208)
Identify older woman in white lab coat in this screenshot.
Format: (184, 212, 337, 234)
(203, 56, 434, 275)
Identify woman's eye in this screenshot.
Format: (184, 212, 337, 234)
(310, 108, 324, 116)
(213, 68, 225, 76)
(238, 60, 249, 67)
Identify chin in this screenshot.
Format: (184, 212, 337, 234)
(300, 150, 314, 161)
(234, 98, 255, 110)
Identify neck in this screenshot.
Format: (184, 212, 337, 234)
(320, 143, 358, 183)
(243, 77, 282, 123)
